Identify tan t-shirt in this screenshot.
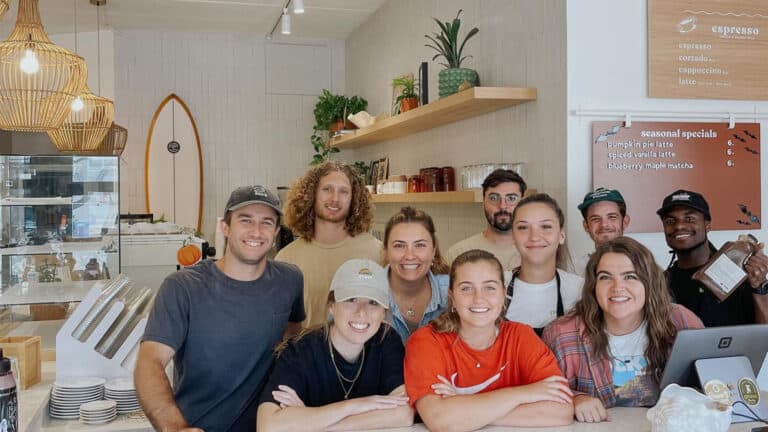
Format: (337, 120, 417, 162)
(275, 233, 382, 327)
(445, 232, 521, 271)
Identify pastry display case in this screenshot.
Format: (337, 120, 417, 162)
(0, 155, 119, 320)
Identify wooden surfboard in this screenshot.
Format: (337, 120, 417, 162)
(145, 94, 203, 233)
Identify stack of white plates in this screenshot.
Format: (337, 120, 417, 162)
(105, 377, 141, 414)
(49, 377, 105, 420)
(79, 400, 117, 425)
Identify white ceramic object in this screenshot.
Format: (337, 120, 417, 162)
(347, 111, 374, 128)
(646, 384, 732, 432)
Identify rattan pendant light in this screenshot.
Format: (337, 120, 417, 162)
(96, 122, 127, 156)
(0, 0, 87, 132)
(0, 1, 10, 20)
(48, 0, 114, 152)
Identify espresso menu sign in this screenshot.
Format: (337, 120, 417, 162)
(592, 121, 761, 233)
(648, 0, 768, 100)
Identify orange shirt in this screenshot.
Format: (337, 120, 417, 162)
(404, 321, 564, 405)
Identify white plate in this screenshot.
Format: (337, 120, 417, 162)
(80, 412, 117, 420)
(54, 377, 106, 389)
(105, 377, 135, 392)
(50, 412, 80, 420)
(80, 400, 117, 411)
(80, 414, 116, 425)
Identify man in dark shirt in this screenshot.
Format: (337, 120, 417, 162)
(658, 189, 768, 326)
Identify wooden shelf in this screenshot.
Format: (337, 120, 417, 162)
(371, 190, 483, 204)
(330, 87, 537, 149)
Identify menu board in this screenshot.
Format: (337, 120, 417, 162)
(648, 0, 768, 100)
(592, 121, 761, 233)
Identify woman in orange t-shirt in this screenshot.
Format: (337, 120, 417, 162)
(404, 249, 574, 431)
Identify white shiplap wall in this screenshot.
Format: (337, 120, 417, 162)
(113, 31, 345, 239)
(343, 0, 567, 250)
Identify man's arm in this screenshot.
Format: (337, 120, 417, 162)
(134, 341, 199, 431)
(745, 246, 768, 323)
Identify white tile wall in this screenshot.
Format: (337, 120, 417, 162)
(113, 31, 345, 240)
(344, 0, 568, 251)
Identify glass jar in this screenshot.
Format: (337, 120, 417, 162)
(420, 167, 441, 192)
(407, 175, 423, 193)
(441, 167, 455, 191)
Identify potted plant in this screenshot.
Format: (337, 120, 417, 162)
(352, 161, 371, 185)
(309, 90, 368, 165)
(425, 9, 479, 98)
(392, 75, 419, 113)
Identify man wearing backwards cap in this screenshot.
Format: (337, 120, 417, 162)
(658, 189, 768, 326)
(574, 187, 631, 275)
(137, 185, 305, 432)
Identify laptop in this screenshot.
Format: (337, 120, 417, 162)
(660, 324, 768, 390)
(695, 356, 768, 423)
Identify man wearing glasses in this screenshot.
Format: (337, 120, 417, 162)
(445, 169, 526, 271)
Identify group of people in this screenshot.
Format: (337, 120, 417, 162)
(133, 162, 768, 431)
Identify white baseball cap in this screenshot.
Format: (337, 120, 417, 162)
(330, 259, 389, 308)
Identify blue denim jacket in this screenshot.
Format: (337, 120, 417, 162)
(385, 268, 449, 344)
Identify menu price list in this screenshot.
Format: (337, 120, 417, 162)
(592, 121, 761, 233)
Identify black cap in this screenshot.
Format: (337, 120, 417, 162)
(0, 358, 9, 375)
(656, 189, 711, 220)
(224, 185, 282, 216)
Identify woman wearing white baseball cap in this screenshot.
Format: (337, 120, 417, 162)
(256, 259, 413, 431)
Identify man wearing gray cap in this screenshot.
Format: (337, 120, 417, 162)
(136, 185, 305, 432)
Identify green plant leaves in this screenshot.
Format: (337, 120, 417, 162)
(424, 9, 478, 69)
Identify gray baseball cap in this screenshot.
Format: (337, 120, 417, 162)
(225, 185, 282, 215)
(330, 259, 389, 308)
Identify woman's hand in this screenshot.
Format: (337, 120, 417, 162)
(272, 385, 306, 408)
(514, 375, 573, 405)
(344, 394, 410, 416)
(573, 394, 608, 423)
(431, 374, 457, 398)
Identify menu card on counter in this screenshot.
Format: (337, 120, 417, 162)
(591, 121, 761, 233)
(648, 0, 768, 100)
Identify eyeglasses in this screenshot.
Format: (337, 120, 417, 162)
(486, 193, 520, 206)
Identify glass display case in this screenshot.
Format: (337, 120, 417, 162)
(0, 155, 119, 318)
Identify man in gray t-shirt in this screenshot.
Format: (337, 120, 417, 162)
(135, 186, 305, 432)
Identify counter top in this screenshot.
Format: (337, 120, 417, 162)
(20, 363, 765, 431)
(20, 362, 151, 431)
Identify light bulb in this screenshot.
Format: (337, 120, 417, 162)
(293, 0, 304, 14)
(281, 10, 291, 35)
(19, 49, 40, 74)
(71, 96, 84, 112)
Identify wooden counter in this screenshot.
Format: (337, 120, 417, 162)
(20, 362, 765, 431)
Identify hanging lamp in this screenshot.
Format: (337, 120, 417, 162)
(48, 0, 114, 152)
(0, 1, 9, 20)
(0, 0, 87, 132)
(95, 122, 127, 156)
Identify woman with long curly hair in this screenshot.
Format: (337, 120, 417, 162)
(404, 250, 574, 431)
(382, 206, 450, 343)
(277, 161, 381, 327)
(542, 236, 704, 423)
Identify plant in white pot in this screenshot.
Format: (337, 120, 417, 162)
(425, 9, 479, 98)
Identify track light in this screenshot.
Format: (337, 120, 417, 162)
(281, 9, 290, 35)
(293, 0, 304, 14)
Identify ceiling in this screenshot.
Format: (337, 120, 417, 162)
(0, 0, 388, 39)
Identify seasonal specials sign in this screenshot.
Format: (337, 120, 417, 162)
(648, 0, 768, 100)
(591, 121, 761, 233)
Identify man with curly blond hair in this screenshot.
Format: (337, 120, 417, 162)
(277, 161, 382, 327)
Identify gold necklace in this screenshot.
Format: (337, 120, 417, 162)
(457, 327, 499, 368)
(328, 336, 365, 399)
